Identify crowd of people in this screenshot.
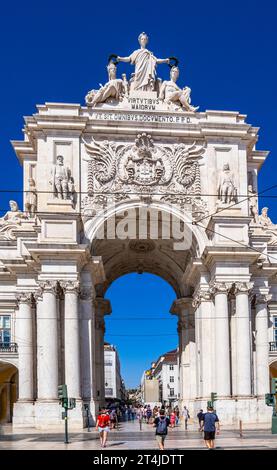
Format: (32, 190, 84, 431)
(95, 403, 220, 450)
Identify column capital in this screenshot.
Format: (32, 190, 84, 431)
(60, 280, 80, 294)
(170, 297, 192, 316)
(192, 288, 212, 308)
(38, 280, 58, 295)
(233, 281, 254, 295)
(209, 281, 232, 296)
(255, 293, 272, 305)
(16, 292, 33, 305)
(33, 289, 43, 302)
(94, 297, 112, 316)
(79, 286, 94, 301)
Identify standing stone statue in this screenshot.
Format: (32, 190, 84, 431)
(86, 61, 125, 106)
(159, 66, 198, 112)
(217, 163, 237, 204)
(25, 178, 37, 218)
(248, 185, 258, 223)
(50, 155, 70, 200)
(117, 32, 170, 92)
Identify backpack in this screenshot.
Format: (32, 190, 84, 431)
(156, 417, 167, 435)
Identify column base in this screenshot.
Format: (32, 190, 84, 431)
(13, 401, 36, 427)
(191, 396, 272, 426)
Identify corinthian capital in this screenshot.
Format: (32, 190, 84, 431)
(16, 292, 33, 305)
(192, 289, 212, 308)
(255, 293, 272, 305)
(60, 280, 80, 294)
(38, 280, 58, 294)
(209, 281, 232, 296)
(234, 282, 254, 295)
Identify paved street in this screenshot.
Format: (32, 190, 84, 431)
(0, 420, 277, 450)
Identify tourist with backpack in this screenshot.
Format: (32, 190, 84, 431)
(153, 409, 170, 450)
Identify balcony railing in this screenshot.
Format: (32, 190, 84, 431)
(269, 341, 277, 352)
(0, 342, 18, 353)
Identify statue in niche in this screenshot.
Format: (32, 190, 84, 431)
(217, 163, 237, 204)
(159, 66, 199, 112)
(0, 200, 26, 227)
(248, 185, 258, 224)
(25, 178, 37, 218)
(86, 61, 126, 106)
(50, 155, 71, 200)
(116, 32, 170, 92)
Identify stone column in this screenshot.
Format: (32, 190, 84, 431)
(94, 298, 111, 407)
(36, 281, 59, 400)
(16, 293, 34, 401)
(79, 286, 95, 402)
(210, 282, 232, 397)
(234, 282, 253, 396)
(61, 281, 81, 399)
(255, 293, 271, 396)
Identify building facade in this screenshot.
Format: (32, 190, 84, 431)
(151, 349, 179, 407)
(104, 342, 126, 402)
(0, 34, 277, 428)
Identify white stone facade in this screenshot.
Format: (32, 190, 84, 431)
(0, 38, 277, 428)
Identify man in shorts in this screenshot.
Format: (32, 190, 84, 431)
(200, 406, 220, 449)
(153, 409, 170, 450)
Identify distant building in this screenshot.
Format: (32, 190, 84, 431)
(151, 349, 179, 407)
(104, 343, 126, 401)
(140, 369, 160, 406)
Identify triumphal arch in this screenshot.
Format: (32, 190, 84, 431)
(0, 33, 277, 428)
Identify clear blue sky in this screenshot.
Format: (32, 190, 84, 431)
(0, 1, 276, 387)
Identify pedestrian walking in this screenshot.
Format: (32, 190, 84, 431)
(153, 409, 170, 450)
(109, 408, 117, 429)
(182, 406, 190, 430)
(96, 408, 110, 448)
(197, 409, 204, 431)
(137, 405, 143, 430)
(146, 405, 152, 424)
(169, 410, 176, 428)
(200, 406, 220, 449)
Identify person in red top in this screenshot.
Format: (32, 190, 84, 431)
(96, 408, 111, 448)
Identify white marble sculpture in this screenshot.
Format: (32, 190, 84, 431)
(159, 66, 198, 112)
(50, 155, 71, 200)
(217, 163, 237, 204)
(25, 178, 37, 218)
(258, 207, 274, 228)
(0, 200, 27, 240)
(86, 61, 126, 106)
(248, 185, 258, 223)
(116, 32, 170, 92)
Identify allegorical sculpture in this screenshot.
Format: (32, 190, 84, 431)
(116, 32, 170, 92)
(159, 65, 198, 112)
(0, 200, 27, 240)
(258, 207, 274, 228)
(217, 163, 237, 204)
(86, 61, 127, 106)
(25, 178, 37, 218)
(50, 155, 75, 205)
(248, 185, 258, 223)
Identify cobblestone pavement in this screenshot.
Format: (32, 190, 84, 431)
(0, 420, 277, 450)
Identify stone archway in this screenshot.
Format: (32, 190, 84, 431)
(269, 360, 277, 379)
(0, 361, 18, 424)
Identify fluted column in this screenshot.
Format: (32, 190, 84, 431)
(210, 282, 232, 397)
(234, 282, 253, 396)
(94, 298, 111, 406)
(255, 293, 271, 396)
(16, 293, 34, 401)
(80, 286, 95, 402)
(36, 281, 59, 400)
(61, 280, 81, 399)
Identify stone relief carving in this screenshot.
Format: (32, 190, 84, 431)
(159, 66, 198, 112)
(217, 163, 237, 204)
(257, 207, 277, 245)
(0, 200, 27, 240)
(82, 133, 207, 219)
(25, 178, 37, 219)
(50, 155, 76, 207)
